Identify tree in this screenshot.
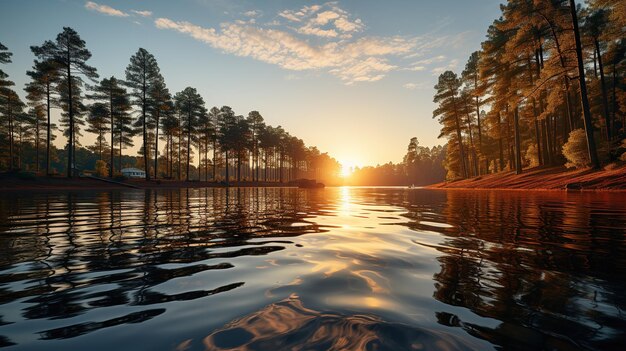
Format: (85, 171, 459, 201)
(31, 27, 98, 177)
(247, 111, 265, 181)
(57, 76, 87, 165)
(197, 105, 216, 181)
(208, 107, 220, 181)
(148, 75, 171, 179)
(0, 89, 25, 170)
(113, 99, 135, 173)
(89, 76, 129, 177)
(562, 128, 590, 168)
(86, 102, 109, 160)
(218, 106, 236, 183)
(583, 9, 612, 151)
(25, 105, 47, 172)
(174, 87, 206, 181)
(125, 48, 160, 180)
(434, 71, 468, 179)
(25, 59, 59, 175)
(462, 51, 487, 174)
(569, 0, 600, 168)
(0, 42, 13, 91)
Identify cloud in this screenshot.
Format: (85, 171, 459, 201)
(413, 55, 446, 66)
(85, 1, 129, 17)
(155, 17, 415, 84)
(278, 5, 321, 22)
(330, 57, 395, 84)
(403, 82, 428, 90)
(243, 10, 261, 18)
(131, 9, 153, 17)
(432, 59, 459, 75)
(280, 3, 363, 39)
(153, 3, 462, 85)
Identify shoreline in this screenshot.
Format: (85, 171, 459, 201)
(0, 176, 305, 192)
(426, 164, 626, 192)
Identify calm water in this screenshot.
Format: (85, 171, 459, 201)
(0, 187, 625, 350)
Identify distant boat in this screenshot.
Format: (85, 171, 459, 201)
(121, 168, 146, 178)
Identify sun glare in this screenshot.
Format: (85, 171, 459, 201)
(340, 164, 353, 178)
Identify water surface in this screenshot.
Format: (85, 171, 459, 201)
(0, 187, 625, 350)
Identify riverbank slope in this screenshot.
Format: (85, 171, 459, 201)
(428, 164, 626, 191)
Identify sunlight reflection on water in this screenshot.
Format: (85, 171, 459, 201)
(0, 187, 625, 350)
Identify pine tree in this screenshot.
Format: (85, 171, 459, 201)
(433, 71, 468, 179)
(31, 27, 98, 177)
(174, 87, 206, 181)
(125, 48, 161, 180)
(25, 59, 59, 175)
(89, 77, 129, 176)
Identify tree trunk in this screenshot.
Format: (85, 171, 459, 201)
(46, 81, 52, 176)
(8, 101, 14, 170)
(67, 42, 74, 178)
(532, 100, 542, 166)
(35, 120, 40, 173)
(142, 61, 150, 181)
(186, 117, 191, 182)
(514, 106, 523, 174)
(237, 152, 241, 183)
(594, 38, 612, 155)
(570, 0, 600, 169)
(119, 128, 123, 172)
(154, 107, 160, 179)
(109, 88, 114, 177)
(212, 139, 217, 182)
(225, 151, 229, 185)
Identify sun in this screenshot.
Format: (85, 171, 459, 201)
(340, 164, 353, 178)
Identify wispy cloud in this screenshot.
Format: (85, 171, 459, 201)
(85, 1, 129, 17)
(243, 10, 261, 18)
(432, 59, 459, 75)
(278, 5, 321, 22)
(135, 2, 463, 85)
(280, 3, 363, 39)
(131, 9, 153, 17)
(403, 82, 428, 90)
(413, 55, 446, 66)
(155, 16, 417, 84)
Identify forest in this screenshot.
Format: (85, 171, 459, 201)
(348, 138, 446, 186)
(0, 28, 341, 184)
(433, 0, 626, 180)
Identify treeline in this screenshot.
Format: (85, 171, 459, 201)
(348, 138, 446, 186)
(0, 28, 341, 183)
(433, 0, 626, 180)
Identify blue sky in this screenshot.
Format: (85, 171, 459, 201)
(1, 0, 502, 167)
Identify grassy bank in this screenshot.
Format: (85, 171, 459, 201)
(428, 164, 626, 191)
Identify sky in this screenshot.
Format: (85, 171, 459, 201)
(0, 0, 503, 168)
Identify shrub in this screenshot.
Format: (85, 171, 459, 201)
(95, 160, 108, 177)
(562, 129, 590, 169)
(620, 139, 626, 162)
(524, 143, 540, 168)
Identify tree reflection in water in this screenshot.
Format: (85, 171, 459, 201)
(0, 188, 624, 350)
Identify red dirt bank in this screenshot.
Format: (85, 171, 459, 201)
(428, 164, 626, 191)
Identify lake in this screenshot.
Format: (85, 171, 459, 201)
(0, 187, 625, 350)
